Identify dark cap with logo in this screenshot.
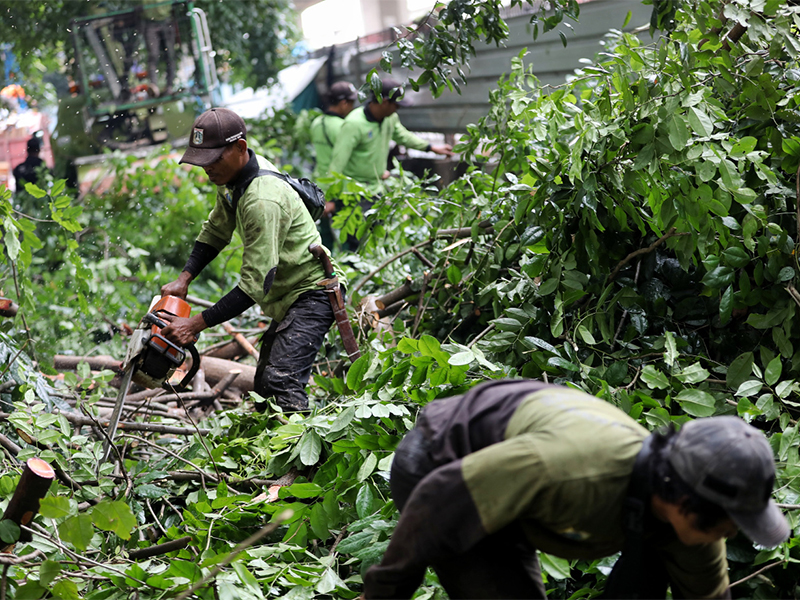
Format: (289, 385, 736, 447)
(371, 77, 411, 107)
(180, 108, 247, 167)
(668, 416, 790, 548)
(328, 81, 358, 105)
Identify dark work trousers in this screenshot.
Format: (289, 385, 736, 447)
(390, 428, 548, 600)
(254, 289, 334, 412)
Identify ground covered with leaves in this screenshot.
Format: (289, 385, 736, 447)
(0, 0, 799, 598)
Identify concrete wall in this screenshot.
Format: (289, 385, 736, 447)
(316, 0, 655, 133)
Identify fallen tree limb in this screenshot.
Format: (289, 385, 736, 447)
(375, 276, 415, 309)
(435, 221, 494, 239)
(54, 355, 254, 392)
(351, 240, 433, 297)
(222, 323, 259, 360)
(53, 355, 123, 374)
(128, 536, 192, 560)
(606, 228, 688, 283)
(0, 411, 212, 436)
(167, 471, 275, 489)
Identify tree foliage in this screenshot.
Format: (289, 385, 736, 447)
(0, 0, 799, 598)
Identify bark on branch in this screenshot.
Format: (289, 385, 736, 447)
(606, 228, 687, 283)
(127, 536, 192, 560)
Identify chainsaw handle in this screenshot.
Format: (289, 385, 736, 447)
(309, 243, 335, 278)
(172, 343, 201, 393)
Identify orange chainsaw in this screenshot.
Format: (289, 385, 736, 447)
(103, 295, 200, 460)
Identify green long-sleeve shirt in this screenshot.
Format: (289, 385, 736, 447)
(310, 112, 345, 180)
(327, 105, 429, 190)
(196, 151, 344, 322)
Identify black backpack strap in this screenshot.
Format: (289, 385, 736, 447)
(601, 434, 656, 599)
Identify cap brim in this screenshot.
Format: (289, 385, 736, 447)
(729, 499, 791, 548)
(179, 145, 227, 167)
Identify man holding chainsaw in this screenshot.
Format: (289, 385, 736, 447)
(364, 379, 790, 599)
(159, 107, 347, 412)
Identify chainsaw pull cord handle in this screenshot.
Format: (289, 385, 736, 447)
(309, 243, 335, 279)
(143, 311, 201, 393)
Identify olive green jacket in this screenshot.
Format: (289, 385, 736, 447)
(327, 105, 429, 190)
(196, 152, 344, 321)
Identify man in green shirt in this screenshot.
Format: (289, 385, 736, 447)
(311, 81, 358, 180)
(327, 78, 453, 192)
(159, 107, 345, 412)
(364, 379, 790, 599)
(310, 81, 357, 249)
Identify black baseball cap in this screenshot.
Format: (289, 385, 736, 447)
(372, 77, 411, 107)
(180, 108, 247, 167)
(328, 81, 358, 104)
(668, 416, 790, 548)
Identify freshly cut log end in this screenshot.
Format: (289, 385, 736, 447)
(1, 457, 57, 546)
(26, 457, 55, 479)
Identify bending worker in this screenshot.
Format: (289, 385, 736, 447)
(364, 379, 790, 599)
(159, 107, 344, 412)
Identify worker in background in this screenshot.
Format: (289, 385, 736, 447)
(310, 81, 358, 249)
(364, 379, 790, 599)
(13, 136, 50, 191)
(158, 108, 344, 413)
(327, 77, 453, 250)
(327, 77, 453, 192)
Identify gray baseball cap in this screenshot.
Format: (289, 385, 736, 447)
(668, 416, 790, 548)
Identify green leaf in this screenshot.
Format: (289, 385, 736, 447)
(58, 514, 94, 550)
(448, 350, 475, 366)
(51, 579, 80, 600)
(687, 106, 714, 137)
(764, 356, 782, 387)
(14, 581, 45, 600)
(39, 496, 74, 520)
(736, 380, 764, 398)
(355, 484, 374, 519)
(134, 484, 169, 499)
(24, 183, 47, 199)
(346, 354, 369, 392)
(91, 500, 136, 540)
(357, 453, 378, 482)
(0, 520, 20, 544)
(39, 560, 62, 587)
(539, 552, 571, 580)
(283, 483, 323, 499)
(676, 362, 710, 384)
(727, 352, 754, 390)
(299, 430, 322, 466)
(664, 331, 678, 368)
(667, 114, 691, 150)
(719, 285, 733, 325)
(309, 503, 330, 541)
(396, 338, 418, 353)
(641, 365, 669, 390)
(675, 389, 717, 417)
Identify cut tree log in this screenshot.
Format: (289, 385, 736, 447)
(54, 355, 255, 392)
(54, 355, 123, 374)
(1, 457, 56, 549)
